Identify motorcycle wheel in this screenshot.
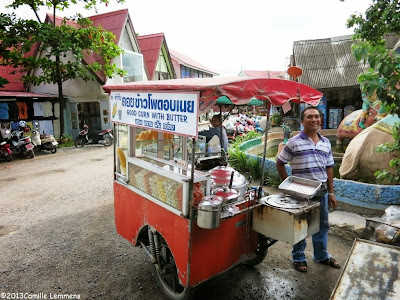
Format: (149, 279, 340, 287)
(50, 145, 57, 153)
(5, 153, 12, 162)
(103, 137, 113, 147)
(153, 236, 193, 300)
(74, 139, 85, 148)
(28, 150, 35, 159)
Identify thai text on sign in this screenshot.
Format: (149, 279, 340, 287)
(110, 91, 199, 137)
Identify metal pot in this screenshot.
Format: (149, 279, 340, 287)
(197, 195, 223, 229)
(212, 187, 240, 204)
(208, 166, 248, 198)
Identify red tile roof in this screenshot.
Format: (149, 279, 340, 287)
(46, 9, 130, 83)
(137, 33, 164, 80)
(169, 49, 218, 76)
(241, 70, 285, 79)
(0, 91, 56, 98)
(89, 9, 130, 82)
(90, 9, 128, 43)
(1, 9, 133, 95)
(0, 66, 25, 92)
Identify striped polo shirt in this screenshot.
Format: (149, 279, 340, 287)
(277, 131, 334, 183)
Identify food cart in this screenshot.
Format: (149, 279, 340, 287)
(103, 76, 323, 299)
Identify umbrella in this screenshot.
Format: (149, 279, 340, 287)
(103, 76, 322, 109)
(104, 76, 323, 186)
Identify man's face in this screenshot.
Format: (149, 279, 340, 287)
(302, 109, 321, 131)
(211, 117, 220, 127)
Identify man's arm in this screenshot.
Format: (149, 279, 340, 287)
(276, 159, 288, 181)
(326, 166, 337, 208)
(198, 129, 213, 142)
(221, 128, 228, 151)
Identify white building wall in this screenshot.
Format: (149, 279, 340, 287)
(29, 20, 145, 136)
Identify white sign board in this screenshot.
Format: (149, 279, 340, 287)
(110, 90, 199, 137)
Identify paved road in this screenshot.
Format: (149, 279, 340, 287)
(0, 146, 353, 299)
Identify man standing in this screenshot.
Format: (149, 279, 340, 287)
(276, 107, 340, 272)
(199, 114, 228, 152)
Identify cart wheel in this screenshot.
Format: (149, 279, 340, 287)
(245, 234, 272, 267)
(153, 238, 193, 300)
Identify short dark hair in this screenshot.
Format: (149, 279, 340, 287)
(301, 106, 321, 120)
(212, 114, 222, 122)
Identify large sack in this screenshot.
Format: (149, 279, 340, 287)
(339, 115, 399, 181)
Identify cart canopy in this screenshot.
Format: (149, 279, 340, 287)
(103, 76, 323, 113)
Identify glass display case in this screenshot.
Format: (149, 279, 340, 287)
(127, 156, 209, 215)
(114, 124, 210, 216)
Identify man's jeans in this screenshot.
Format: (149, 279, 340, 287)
(292, 193, 330, 262)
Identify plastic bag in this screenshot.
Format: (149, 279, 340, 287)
(384, 205, 400, 218)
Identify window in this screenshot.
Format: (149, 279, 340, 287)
(156, 71, 170, 80)
(181, 66, 190, 78)
(122, 51, 144, 83)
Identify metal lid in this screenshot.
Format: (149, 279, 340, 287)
(199, 195, 223, 211)
(212, 187, 239, 202)
(209, 166, 247, 187)
(263, 194, 308, 209)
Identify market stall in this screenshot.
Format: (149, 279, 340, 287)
(103, 76, 323, 299)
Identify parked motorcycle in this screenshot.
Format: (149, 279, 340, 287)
(6, 121, 35, 159)
(225, 122, 236, 143)
(74, 124, 113, 147)
(31, 123, 58, 154)
(0, 141, 12, 162)
(254, 116, 263, 133)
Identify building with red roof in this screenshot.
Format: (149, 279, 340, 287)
(27, 9, 146, 137)
(170, 49, 218, 79)
(137, 33, 176, 81)
(0, 62, 59, 138)
(238, 70, 285, 79)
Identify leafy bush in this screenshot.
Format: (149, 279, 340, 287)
(228, 147, 249, 173)
(58, 134, 74, 148)
(374, 123, 400, 184)
(271, 112, 282, 126)
(228, 131, 279, 183)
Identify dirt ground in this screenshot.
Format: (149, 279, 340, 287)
(0, 146, 353, 300)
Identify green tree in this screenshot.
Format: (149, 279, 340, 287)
(346, 0, 400, 184)
(0, 77, 8, 88)
(0, 0, 125, 136)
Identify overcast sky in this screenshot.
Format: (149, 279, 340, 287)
(3, 0, 372, 76)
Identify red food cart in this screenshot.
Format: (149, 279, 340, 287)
(103, 76, 323, 299)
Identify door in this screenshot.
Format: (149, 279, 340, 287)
(77, 102, 101, 131)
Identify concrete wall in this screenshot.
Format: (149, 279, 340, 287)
(240, 133, 400, 211)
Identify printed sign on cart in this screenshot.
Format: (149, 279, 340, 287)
(110, 91, 199, 137)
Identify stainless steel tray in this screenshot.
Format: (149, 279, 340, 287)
(278, 176, 321, 199)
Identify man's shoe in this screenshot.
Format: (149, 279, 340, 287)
(293, 261, 307, 272)
(319, 257, 340, 268)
